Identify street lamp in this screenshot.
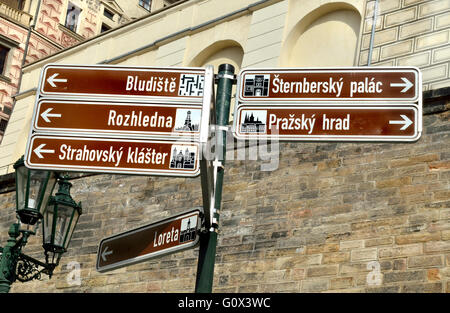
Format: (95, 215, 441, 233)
(42, 177, 82, 266)
(0, 156, 82, 293)
(14, 156, 57, 231)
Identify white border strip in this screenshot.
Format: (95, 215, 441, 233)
(25, 135, 201, 177)
(96, 209, 202, 273)
(233, 105, 421, 142)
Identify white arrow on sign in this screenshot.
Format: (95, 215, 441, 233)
(47, 73, 67, 88)
(40, 108, 62, 123)
(389, 115, 413, 130)
(390, 77, 413, 93)
(33, 144, 55, 159)
(101, 246, 113, 261)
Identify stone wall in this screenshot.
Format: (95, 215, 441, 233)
(1, 91, 448, 293)
(360, 0, 450, 90)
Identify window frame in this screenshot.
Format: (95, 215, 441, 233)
(0, 45, 10, 77)
(0, 35, 19, 82)
(139, 0, 152, 11)
(103, 8, 114, 20)
(0, 118, 8, 133)
(64, 2, 83, 33)
(101, 23, 112, 33)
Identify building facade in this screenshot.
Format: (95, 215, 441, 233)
(0, 0, 153, 143)
(0, 0, 449, 292)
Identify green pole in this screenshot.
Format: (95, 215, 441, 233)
(0, 223, 21, 293)
(195, 63, 235, 293)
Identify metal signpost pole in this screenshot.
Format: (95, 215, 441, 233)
(195, 64, 235, 293)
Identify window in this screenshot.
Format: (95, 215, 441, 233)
(2, 0, 25, 10)
(101, 23, 111, 33)
(103, 8, 114, 20)
(0, 36, 19, 79)
(139, 0, 151, 11)
(65, 2, 82, 32)
(3, 105, 12, 115)
(0, 45, 9, 75)
(0, 119, 8, 132)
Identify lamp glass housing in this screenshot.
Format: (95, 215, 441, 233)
(42, 179, 82, 265)
(14, 157, 57, 226)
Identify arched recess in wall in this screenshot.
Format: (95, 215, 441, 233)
(280, 3, 361, 67)
(189, 40, 244, 122)
(189, 40, 244, 72)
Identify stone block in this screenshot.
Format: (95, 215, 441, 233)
(399, 18, 433, 39)
(422, 64, 449, 83)
(383, 270, 425, 283)
(365, 237, 394, 247)
(384, 7, 417, 28)
(416, 29, 450, 51)
(367, 285, 400, 293)
(402, 282, 443, 292)
(408, 255, 443, 268)
(306, 243, 339, 254)
(330, 277, 354, 290)
(430, 79, 450, 90)
(248, 14, 286, 39)
(340, 239, 365, 251)
(379, 244, 423, 258)
(362, 28, 398, 49)
(238, 285, 259, 292)
(442, 230, 450, 241)
(380, 39, 414, 60)
(394, 259, 408, 270)
(306, 265, 339, 278)
(404, 0, 429, 6)
(419, 0, 450, 17)
(363, 16, 383, 34)
(242, 42, 282, 67)
(351, 248, 378, 262)
(435, 12, 450, 29)
(250, 1, 288, 24)
(262, 282, 299, 292)
(302, 279, 328, 292)
(376, 176, 411, 188)
(366, 0, 401, 18)
(395, 232, 441, 245)
(340, 263, 370, 275)
(427, 268, 441, 281)
(322, 252, 350, 264)
(424, 241, 450, 253)
(397, 51, 431, 66)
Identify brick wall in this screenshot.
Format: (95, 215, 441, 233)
(0, 93, 448, 293)
(360, 0, 450, 91)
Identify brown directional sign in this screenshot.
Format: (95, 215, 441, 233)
(24, 135, 200, 176)
(96, 209, 202, 273)
(234, 105, 420, 141)
(238, 67, 420, 102)
(234, 66, 422, 142)
(39, 64, 206, 101)
(33, 99, 202, 139)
